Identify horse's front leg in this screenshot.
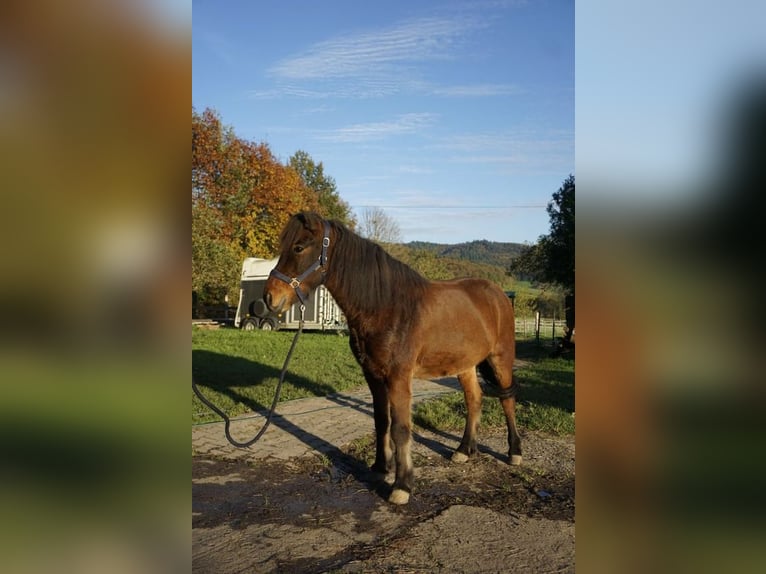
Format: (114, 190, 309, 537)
(367, 377, 394, 477)
(387, 377, 414, 505)
(486, 353, 523, 465)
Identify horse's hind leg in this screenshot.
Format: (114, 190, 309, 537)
(501, 393, 523, 465)
(485, 355, 522, 465)
(452, 368, 482, 463)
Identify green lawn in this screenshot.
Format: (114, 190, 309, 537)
(192, 327, 365, 423)
(192, 328, 574, 435)
(413, 340, 575, 435)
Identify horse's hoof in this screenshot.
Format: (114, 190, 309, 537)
(388, 488, 410, 505)
(510, 454, 522, 466)
(451, 451, 469, 463)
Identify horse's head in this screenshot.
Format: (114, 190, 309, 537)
(263, 212, 331, 314)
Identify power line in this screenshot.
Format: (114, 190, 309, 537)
(353, 204, 546, 209)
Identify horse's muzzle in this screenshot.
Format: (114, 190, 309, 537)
(263, 290, 285, 314)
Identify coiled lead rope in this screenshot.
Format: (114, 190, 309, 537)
(192, 305, 305, 448)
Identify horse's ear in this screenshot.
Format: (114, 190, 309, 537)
(297, 211, 321, 233)
(293, 211, 310, 229)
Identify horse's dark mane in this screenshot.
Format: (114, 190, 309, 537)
(277, 212, 429, 324)
(326, 219, 429, 322)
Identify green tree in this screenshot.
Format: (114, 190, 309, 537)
(192, 202, 241, 304)
(509, 175, 574, 340)
(289, 150, 356, 228)
(543, 174, 575, 292)
(510, 175, 574, 294)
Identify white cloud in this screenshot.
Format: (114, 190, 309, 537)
(256, 15, 492, 99)
(430, 83, 525, 97)
(355, 187, 461, 209)
(249, 80, 403, 100)
(316, 113, 439, 143)
(397, 165, 434, 175)
(269, 17, 476, 80)
(434, 131, 574, 173)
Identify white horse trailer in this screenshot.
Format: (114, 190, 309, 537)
(234, 258, 346, 331)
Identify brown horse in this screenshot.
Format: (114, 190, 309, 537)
(264, 212, 521, 505)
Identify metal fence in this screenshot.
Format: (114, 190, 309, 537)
(515, 314, 568, 342)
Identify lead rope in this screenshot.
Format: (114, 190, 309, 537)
(192, 305, 306, 448)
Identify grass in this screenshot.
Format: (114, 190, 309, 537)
(192, 326, 365, 423)
(413, 338, 575, 436)
(193, 328, 574, 436)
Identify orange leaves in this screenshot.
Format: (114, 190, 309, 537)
(192, 108, 224, 198)
(192, 107, 320, 301)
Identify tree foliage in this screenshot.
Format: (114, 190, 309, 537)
(192, 107, 320, 304)
(408, 239, 525, 269)
(509, 175, 575, 294)
(289, 150, 357, 228)
(192, 202, 241, 303)
(513, 285, 566, 318)
(384, 244, 514, 289)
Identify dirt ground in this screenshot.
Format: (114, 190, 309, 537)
(193, 428, 574, 573)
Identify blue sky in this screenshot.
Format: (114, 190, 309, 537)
(193, 0, 574, 244)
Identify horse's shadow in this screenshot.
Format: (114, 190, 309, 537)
(192, 350, 527, 497)
(193, 350, 389, 496)
(192, 349, 339, 410)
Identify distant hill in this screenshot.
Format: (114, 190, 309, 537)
(406, 240, 526, 269)
(387, 239, 560, 318)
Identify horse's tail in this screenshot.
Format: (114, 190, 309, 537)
(478, 358, 518, 400)
(477, 359, 496, 386)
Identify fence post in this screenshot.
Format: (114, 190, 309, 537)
(535, 311, 540, 344)
(552, 312, 556, 343)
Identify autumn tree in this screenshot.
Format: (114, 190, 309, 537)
(192, 107, 320, 304)
(289, 150, 356, 228)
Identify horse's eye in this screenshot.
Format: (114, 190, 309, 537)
(293, 245, 304, 254)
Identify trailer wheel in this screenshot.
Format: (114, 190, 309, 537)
(249, 299, 269, 318)
(241, 318, 258, 331)
(259, 318, 278, 331)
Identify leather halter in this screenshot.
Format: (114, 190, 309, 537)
(269, 221, 331, 306)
